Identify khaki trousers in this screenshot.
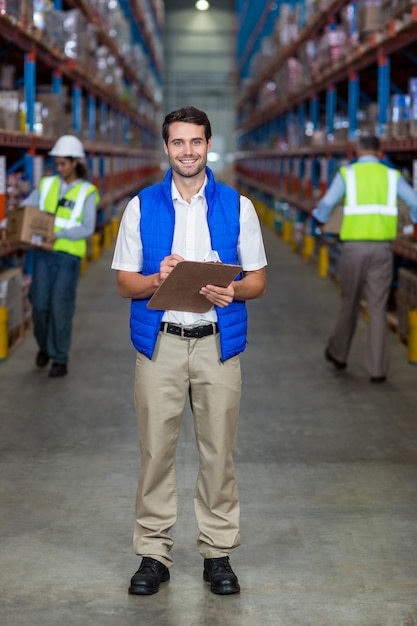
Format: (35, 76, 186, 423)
(133, 330, 242, 568)
(328, 241, 393, 378)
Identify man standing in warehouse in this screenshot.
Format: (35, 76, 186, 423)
(313, 134, 417, 383)
(112, 106, 267, 595)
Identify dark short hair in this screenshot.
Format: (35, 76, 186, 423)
(162, 106, 212, 144)
(358, 135, 380, 152)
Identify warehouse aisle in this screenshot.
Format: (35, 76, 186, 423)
(1, 227, 417, 626)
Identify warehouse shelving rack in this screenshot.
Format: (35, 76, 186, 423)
(0, 0, 164, 260)
(235, 0, 417, 266)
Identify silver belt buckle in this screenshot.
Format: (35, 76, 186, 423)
(181, 325, 194, 339)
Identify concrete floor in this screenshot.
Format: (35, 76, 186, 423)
(1, 226, 417, 626)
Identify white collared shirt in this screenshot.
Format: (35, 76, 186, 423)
(111, 177, 267, 325)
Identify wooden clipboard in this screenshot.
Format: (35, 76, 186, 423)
(147, 261, 242, 313)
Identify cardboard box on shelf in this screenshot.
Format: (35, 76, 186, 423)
(0, 0, 27, 21)
(7, 205, 55, 250)
(389, 94, 411, 138)
(0, 108, 19, 131)
(357, 0, 385, 35)
(0, 90, 20, 131)
(0, 64, 15, 90)
(37, 93, 60, 118)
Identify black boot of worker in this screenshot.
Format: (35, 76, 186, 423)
(203, 557, 240, 595)
(36, 350, 50, 368)
(49, 362, 68, 378)
(128, 557, 170, 595)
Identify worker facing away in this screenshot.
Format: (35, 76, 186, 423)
(112, 106, 267, 595)
(313, 134, 417, 383)
(21, 134, 100, 378)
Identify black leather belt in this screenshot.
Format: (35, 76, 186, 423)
(160, 322, 218, 339)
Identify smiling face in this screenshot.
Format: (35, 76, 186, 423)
(163, 121, 212, 180)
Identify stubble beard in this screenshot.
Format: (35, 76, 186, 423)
(170, 157, 207, 179)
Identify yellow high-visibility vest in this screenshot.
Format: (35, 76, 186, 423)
(39, 176, 99, 258)
(339, 162, 399, 241)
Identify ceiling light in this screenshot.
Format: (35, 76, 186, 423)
(195, 0, 210, 10)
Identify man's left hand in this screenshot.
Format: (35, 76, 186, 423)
(199, 282, 235, 308)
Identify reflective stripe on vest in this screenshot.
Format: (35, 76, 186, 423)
(40, 177, 91, 230)
(39, 176, 55, 210)
(39, 176, 98, 258)
(340, 164, 399, 241)
(344, 166, 398, 216)
(55, 182, 91, 229)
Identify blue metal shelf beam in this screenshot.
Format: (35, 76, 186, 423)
(52, 70, 62, 97)
(348, 72, 359, 140)
(298, 104, 306, 139)
(72, 83, 82, 133)
(24, 51, 35, 133)
(309, 96, 319, 130)
(378, 53, 390, 136)
(326, 87, 336, 136)
(88, 94, 96, 141)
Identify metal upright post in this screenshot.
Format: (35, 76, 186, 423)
(326, 85, 336, 138)
(52, 69, 62, 114)
(378, 51, 390, 137)
(24, 49, 36, 134)
(88, 93, 96, 141)
(298, 103, 306, 145)
(100, 101, 108, 141)
(72, 82, 82, 133)
(348, 71, 359, 140)
(309, 95, 319, 133)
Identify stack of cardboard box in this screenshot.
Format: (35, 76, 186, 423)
(0, 0, 33, 26)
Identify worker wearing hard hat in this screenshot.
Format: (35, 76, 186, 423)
(21, 134, 100, 377)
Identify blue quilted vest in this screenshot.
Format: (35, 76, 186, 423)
(130, 167, 248, 361)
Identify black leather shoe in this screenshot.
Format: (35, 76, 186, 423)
(36, 350, 50, 368)
(203, 557, 240, 595)
(49, 363, 68, 378)
(370, 376, 386, 383)
(128, 557, 170, 595)
(325, 348, 346, 370)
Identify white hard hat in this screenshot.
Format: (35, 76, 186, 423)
(49, 135, 85, 158)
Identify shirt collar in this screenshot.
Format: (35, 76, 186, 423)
(171, 174, 208, 202)
(59, 178, 82, 192)
(357, 155, 380, 163)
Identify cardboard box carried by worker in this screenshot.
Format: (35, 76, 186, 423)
(6, 205, 54, 250)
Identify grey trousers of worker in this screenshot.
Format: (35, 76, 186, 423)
(327, 241, 393, 378)
(133, 330, 242, 568)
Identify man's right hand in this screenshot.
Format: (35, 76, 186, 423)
(159, 254, 184, 283)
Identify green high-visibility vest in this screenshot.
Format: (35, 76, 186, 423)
(339, 162, 399, 241)
(39, 176, 99, 258)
